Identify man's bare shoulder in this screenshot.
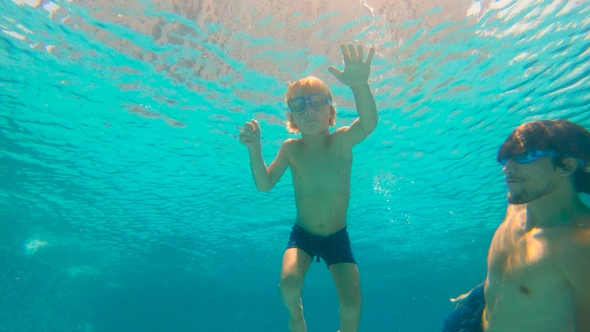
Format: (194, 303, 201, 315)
(554, 205, 590, 241)
(555, 215, 590, 318)
(557, 218, 590, 250)
(553, 211, 590, 274)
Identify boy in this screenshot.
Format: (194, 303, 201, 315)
(239, 43, 377, 332)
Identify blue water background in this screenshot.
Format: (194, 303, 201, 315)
(1, 0, 589, 331)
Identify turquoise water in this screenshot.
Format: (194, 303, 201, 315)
(1, 0, 589, 331)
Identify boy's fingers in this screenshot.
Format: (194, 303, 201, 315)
(357, 45, 364, 62)
(340, 44, 350, 62)
(365, 46, 375, 65)
(348, 43, 357, 60)
(251, 119, 260, 131)
(242, 130, 255, 138)
(327, 66, 342, 77)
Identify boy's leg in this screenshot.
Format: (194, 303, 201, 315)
(279, 248, 313, 332)
(329, 262, 361, 332)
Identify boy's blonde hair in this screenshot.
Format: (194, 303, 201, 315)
(284, 76, 337, 133)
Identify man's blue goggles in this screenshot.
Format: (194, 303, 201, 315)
(499, 149, 558, 166)
(499, 149, 587, 169)
(288, 94, 331, 113)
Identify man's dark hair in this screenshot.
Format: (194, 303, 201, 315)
(497, 119, 590, 194)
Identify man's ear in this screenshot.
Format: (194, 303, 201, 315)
(560, 157, 580, 176)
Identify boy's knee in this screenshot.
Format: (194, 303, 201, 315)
(279, 274, 304, 294)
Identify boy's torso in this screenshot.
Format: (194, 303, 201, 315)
(483, 205, 578, 331)
(288, 134, 352, 236)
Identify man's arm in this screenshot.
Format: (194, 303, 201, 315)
(248, 140, 291, 192)
(450, 281, 486, 308)
(559, 228, 590, 330)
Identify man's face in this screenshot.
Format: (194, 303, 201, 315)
(502, 154, 560, 204)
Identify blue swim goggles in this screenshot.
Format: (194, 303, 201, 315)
(288, 94, 332, 113)
(499, 149, 588, 169)
(499, 149, 558, 166)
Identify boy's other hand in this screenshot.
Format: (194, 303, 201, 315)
(328, 43, 375, 88)
(239, 119, 261, 150)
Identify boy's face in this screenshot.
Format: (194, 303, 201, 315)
(288, 85, 332, 136)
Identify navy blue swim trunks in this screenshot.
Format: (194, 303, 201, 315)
(286, 224, 356, 267)
(442, 283, 485, 332)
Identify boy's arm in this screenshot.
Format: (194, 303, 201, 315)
(329, 44, 378, 148)
(247, 140, 291, 192)
(339, 82, 377, 147)
(240, 119, 291, 192)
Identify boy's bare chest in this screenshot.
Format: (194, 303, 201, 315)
(288, 146, 352, 194)
(290, 146, 352, 176)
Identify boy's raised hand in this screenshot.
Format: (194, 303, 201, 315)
(328, 43, 375, 88)
(239, 119, 261, 150)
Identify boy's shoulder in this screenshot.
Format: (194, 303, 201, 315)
(329, 126, 350, 140)
(331, 126, 356, 145)
(280, 138, 301, 151)
(282, 138, 301, 146)
(332, 126, 349, 135)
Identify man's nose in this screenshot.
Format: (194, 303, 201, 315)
(502, 159, 517, 175)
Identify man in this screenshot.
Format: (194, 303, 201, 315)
(443, 119, 590, 332)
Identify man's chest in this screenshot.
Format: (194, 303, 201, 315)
(488, 229, 568, 292)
